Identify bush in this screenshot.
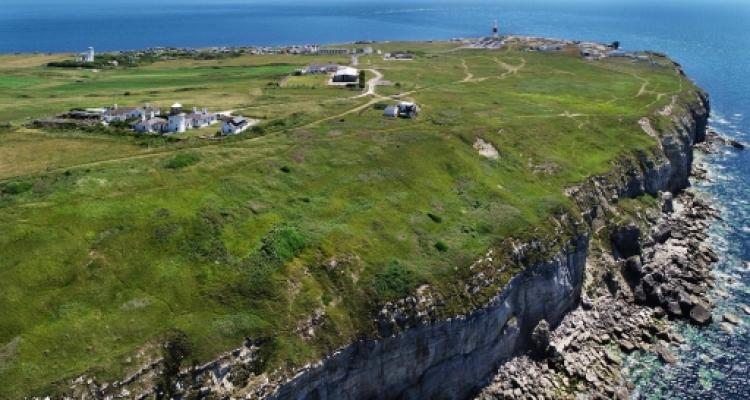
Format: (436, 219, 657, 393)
(238, 226, 306, 297)
(427, 213, 442, 223)
(1, 180, 33, 195)
(258, 226, 306, 263)
(374, 261, 416, 300)
(165, 153, 201, 169)
(434, 241, 449, 252)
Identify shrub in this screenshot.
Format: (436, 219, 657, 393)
(434, 241, 449, 252)
(374, 261, 416, 300)
(1, 180, 33, 195)
(258, 225, 306, 263)
(280, 166, 291, 173)
(165, 153, 201, 169)
(427, 213, 442, 223)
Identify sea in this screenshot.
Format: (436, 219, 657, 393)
(2, 0, 748, 398)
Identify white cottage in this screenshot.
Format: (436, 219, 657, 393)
(222, 117, 250, 135)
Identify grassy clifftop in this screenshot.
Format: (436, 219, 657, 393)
(0, 42, 697, 397)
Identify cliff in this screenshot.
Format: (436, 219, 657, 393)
(257, 89, 709, 400)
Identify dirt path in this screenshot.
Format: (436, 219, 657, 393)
(351, 69, 384, 99)
(494, 57, 526, 79)
(460, 59, 475, 82)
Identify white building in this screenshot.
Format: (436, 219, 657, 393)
(222, 117, 250, 135)
(102, 105, 140, 123)
(78, 47, 95, 63)
(102, 104, 160, 123)
(187, 107, 218, 128)
(132, 118, 167, 134)
(384, 102, 420, 119)
(319, 48, 350, 55)
(167, 113, 187, 133)
(332, 66, 359, 83)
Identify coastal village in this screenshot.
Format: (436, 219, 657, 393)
(33, 21, 649, 140)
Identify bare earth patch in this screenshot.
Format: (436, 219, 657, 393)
(473, 138, 500, 159)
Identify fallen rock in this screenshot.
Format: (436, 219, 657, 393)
(530, 320, 551, 359)
(689, 303, 713, 326)
(728, 139, 745, 150)
(720, 322, 735, 334)
(740, 304, 750, 315)
(722, 313, 741, 325)
(666, 301, 683, 317)
(655, 345, 677, 364)
(619, 340, 636, 353)
(611, 224, 642, 258)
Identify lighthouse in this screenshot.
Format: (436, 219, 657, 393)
(492, 20, 499, 38)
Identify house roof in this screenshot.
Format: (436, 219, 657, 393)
(335, 66, 359, 76)
(226, 117, 248, 127)
(187, 112, 215, 119)
(104, 107, 138, 115)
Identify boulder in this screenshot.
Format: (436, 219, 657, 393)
(611, 224, 642, 258)
(622, 256, 644, 284)
(530, 319, 551, 359)
(619, 340, 636, 353)
(689, 303, 712, 326)
(660, 192, 674, 214)
(666, 301, 683, 317)
(728, 139, 745, 150)
(655, 345, 677, 364)
(722, 313, 741, 325)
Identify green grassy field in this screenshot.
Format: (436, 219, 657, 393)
(0, 42, 695, 397)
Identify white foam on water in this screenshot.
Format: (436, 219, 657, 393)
(711, 116, 731, 125)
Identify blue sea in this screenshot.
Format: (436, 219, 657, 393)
(3, 0, 749, 398)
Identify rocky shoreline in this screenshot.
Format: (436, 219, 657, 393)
(476, 134, 744, 400)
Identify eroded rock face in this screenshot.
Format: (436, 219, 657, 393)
(268, 236, 589, 400)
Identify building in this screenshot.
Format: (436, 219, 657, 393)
(132, 117, 167, 134)
(332, 66, 359, 83)
(384, 52, 414, 60)
(383, 106, 399, 118)
(78, 47, 95, 63)
(397, 102, 419, 118)
(319, 48, 350, 55)
(102, 104, 161, 123)
(170, 103, 183, 115)
(305, 64, 340, 74)
(102, 105, 141, 123)
(167, 113, 187, 133)
(187, 107, 218, 128)
(222, 117, 251, 135)
(383, 102, 420, 119)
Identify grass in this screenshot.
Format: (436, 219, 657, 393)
(0, 41, 698, 398)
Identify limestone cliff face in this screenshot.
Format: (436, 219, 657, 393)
(264, 90, 709, 400)
(271, 236, 588, 400)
